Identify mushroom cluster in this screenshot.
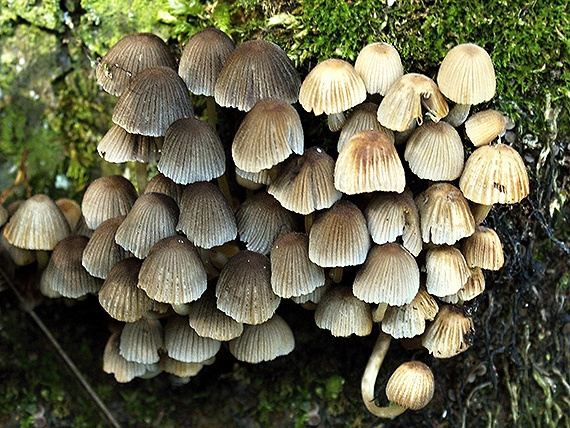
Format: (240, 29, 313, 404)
(1, 31, 530, 419)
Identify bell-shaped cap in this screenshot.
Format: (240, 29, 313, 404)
(335, 129, 406, 194)
(232, 98, 304, 173)
(115, 193, 180, 259)
(378, 73, 449, 132)
(308, 200, 370, 268)
(3, 194, 71, 250)
(354, 42, 403, 96)
(96, 33, 177, 97)
(314, 285, 372, 337)
(404, 121, 464, 181)
(437, 43, 496, 105)
(164, 315, 221, 363)
(81, 175, 138, 230)
(176, 182, 237, 249)
(158, 117, 225, 184)
(299, 58, 366, 115)
(459, 143, 529, 205)
(461, 225, 504, 270)
(422, 304, 474, 358)
(228, 314, 295, 363)
(338, 103, 394, 152)
(119, 317, 164, 364)
(179, 27, 235, 96)
(98, 125, 162, 163)
(268, 147, 341, 215)
(386, 361, 435, 410)
(112, 66, 193, 137)
(353, 243, 420, 306)
(214, 40, 301, 111)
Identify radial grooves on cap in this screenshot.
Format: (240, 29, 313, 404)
(461, 225, 504, 270)
(354, 42, 403, 96)
(338, 103, 394, 152)
(158, 117, 225, 184)
(119, 317, 163, 364)
(425, 245, 470, 297)
(112, 66, 194, 137)
(103, 331, 150, 383)
(404, 121, 464, 181)
(188, 290, 244, 341)
(464, 109, 507, 147)
(164, 315, 221, 363)
(386, 361, 435, 410)
(353, 243, 420, 305)
(177, 182, 237, 249)
(422, 305, 474, 358)
(98, 125, 163, 164)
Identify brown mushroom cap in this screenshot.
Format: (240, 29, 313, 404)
(81, 175, 138, 230)
(164, 315, 221, 363)
(415, 182, 476, 245)
(232, 98, 304, 173)
(119, 317, 164, 364)
(215, 250, 281, 325)
(3, 194, 71, 251)
(268, 147, 341, 215)
(425, 245, 470, 297)
(41, 234, 102, 298)
(308, 200, 371, 268)
(299, 58, 367, 115)
(464, 109, 507, 147)
(55, 198, 82, 232)
(337, 103, 394, 152)
(382, 287, 439, 339)
(144, 173, 182, 205)
(103, 331, 154, 383)
(314, 285, 373, 337)
(112, 66, 194, 137)
(422, 304, 474, 358)
(437, 43, 496, 105)
(377, 73, 449, 132)
(335, 129, 406, 195)
(385, 361, 435, 410)
(137, 235, 207, 305)
(96, 33, 177, 97)
(115, 192, 180, 259)
(176, 182, 237, 249)
(158, 117, 226, 184)
(98, 257, 158, 322)
(187, 289, 244, 341)
(214, 40, 301, 111)
(82, 216, 131, 279)
(459, 143, 530, 205)
(461, 225, 505, 270)
(270, 232, 325, 298)
(98, 125, 163, 164)
(353, 243, 420, 306)
(354, 42, 404, 96)
(228, 314, 295, 363)
(236, 191, 296, 256)
(404, 121, 465, 181)
(179, 27, 235, 96)
(364, 191, 422, 257)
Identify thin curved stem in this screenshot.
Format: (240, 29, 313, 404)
(361, 330, 407, 419)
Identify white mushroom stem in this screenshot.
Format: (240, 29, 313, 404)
(361, 331, 407, 418)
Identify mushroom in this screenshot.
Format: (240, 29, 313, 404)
(270, 231, 325, 299)
(425, 245, 470, 297)
(164, 314, 221, 363)
(334, 129, 406, 195)
(81, 175, 138, 230)
(361, 332, 435, 418)
(114, 192, 180, 259)
(236, 191, 296, 255)
(96, 33, 177, 97)
(143, 173, 182, 205)
(267, 147, 341, 215)
(137, 235, 207, 305)
(337, 103, 394, 152)
(119, 317, 164, 364)
(377, 73, 449, 132)
(103, 330, 159, 383)
(314, 285, 373, 337)
(176, 182, 237, 249)
(215, 250, 280, 325)
(404, 121, 465, 181)
(228, 314, 295, 363)
(459, 143, 530, 205)
(464, 109, 507, 147)
(231, 98, 304, 173)
(214, 39, 301, 111)
(308, 200, 370, 268)
(354, 42, 404, 97)
(353, 243, 420, 306)
(97, 124, 163, 164)
(421, 304, 474, 358)
(461, 225, 505, 270)
(158, 117, 226, 185)
(298, 58, 367, 131)
(112, 66, 194, 137)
